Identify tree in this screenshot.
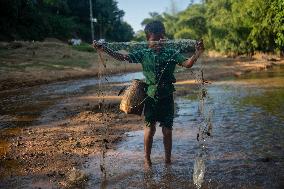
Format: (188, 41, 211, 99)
(174, 4, 207, 40)
(133, 30, 146, 41)
(247, 0, 284, 52)
(141, 12, 164, 27)
(162, 13, 179, 39)
(0, 0, 134, 42)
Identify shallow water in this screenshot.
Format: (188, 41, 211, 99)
(85, 66, 284, 189)
(0, 66, 283, 188)
(0, 72, 144, 129)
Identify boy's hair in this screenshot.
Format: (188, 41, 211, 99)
(144, 20, 165, 36)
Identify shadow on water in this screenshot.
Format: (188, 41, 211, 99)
(85, 66, 284, 189)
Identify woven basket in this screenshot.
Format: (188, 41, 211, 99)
(120, 79, 147, 115)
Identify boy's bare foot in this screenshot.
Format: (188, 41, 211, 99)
(165, 159, 172, 165)
(144, 159, 152, 169)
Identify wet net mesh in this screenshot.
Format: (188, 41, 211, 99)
(103, 39, 196, 53)
(94, 39, 213, 184)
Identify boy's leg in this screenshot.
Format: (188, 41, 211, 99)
(157, 94, 174, 165)
(144, 122, 156, 167)
(143, 96, 157, 168)
(162, 126, 172, 164)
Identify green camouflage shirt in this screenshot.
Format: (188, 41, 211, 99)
(129, 47, 187, 99)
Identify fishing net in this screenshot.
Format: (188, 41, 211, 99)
(94, 39, 213, 185)
(102, 39, 196, 53)
(191, 60, 214, 189)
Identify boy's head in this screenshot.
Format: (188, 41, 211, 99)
(144, 20, 166, 49)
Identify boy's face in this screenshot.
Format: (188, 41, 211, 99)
(147, 33, 165, 51)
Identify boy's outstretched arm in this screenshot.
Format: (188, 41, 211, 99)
(93, 40, 132, 62)
(181, 40, 205, 68)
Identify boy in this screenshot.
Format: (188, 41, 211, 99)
(93, 20, 204, 168)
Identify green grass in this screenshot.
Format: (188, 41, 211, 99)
(0, 59, 91, 71)
(71, 43, 95, 52)
(52, 59, 91, 69)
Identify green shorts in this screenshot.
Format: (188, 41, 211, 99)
(144, 94, 174, 130)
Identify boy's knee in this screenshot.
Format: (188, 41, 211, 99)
(145, 122, 156, 135)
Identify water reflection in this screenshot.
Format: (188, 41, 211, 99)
(85, 66, 284, 189)
(1, 65, 283, 188)
(193, 152, 206, 189)
(0, 72, 144, 129)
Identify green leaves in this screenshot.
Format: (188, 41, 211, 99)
(0, 0, 134, 42)
(140, 0, 283, 54)
(207, 0, 283, 53)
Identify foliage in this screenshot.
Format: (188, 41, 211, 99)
(106, 21, 134, 42)
(132, 30, 146, 41)
(1, 0, 283, 54)
(174, 4, 207, 40)
(141, 12, 164, 27)
(140, 0, 283, 54)
(72, 43, 95, 52)
(0, 0, 134, 42)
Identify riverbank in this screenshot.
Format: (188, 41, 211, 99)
(0, 41, 141, 91)
(0, 41, 282, 92)
(0, 46, 284, 188)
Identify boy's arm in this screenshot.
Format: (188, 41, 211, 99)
(181, 40, 205, 68)
(93, 40, 132, 62)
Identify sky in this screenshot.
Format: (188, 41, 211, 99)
(116, 0, 200, 33)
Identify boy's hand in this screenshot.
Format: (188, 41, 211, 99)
(195, 39, 205, 54)
(181, 39, 205, 68)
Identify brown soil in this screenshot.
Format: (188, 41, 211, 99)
(0, 41, 141, 91)
(0, 41, 283, 188)
(0, 93, 144, 188)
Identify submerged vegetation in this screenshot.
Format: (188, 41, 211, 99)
(241, 88, 284, 120)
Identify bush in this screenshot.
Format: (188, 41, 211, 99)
(72, 43, 95, 52)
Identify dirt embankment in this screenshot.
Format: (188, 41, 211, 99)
(0, 41, 284, 188)
(0, 41, 141, 91)
(0, 40, 283, 92)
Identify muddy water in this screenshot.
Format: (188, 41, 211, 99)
(0, 72, 144, 129)
(0, 71, 144, 175)
(0, 66, 283, 188)
(85, 66, 284, 189)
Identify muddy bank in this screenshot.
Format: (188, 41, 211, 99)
(0, 41, 141, 91)
(173, 55, 284, 96)
(0, 52, 283, 188)
(0, 92, 144, 188)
